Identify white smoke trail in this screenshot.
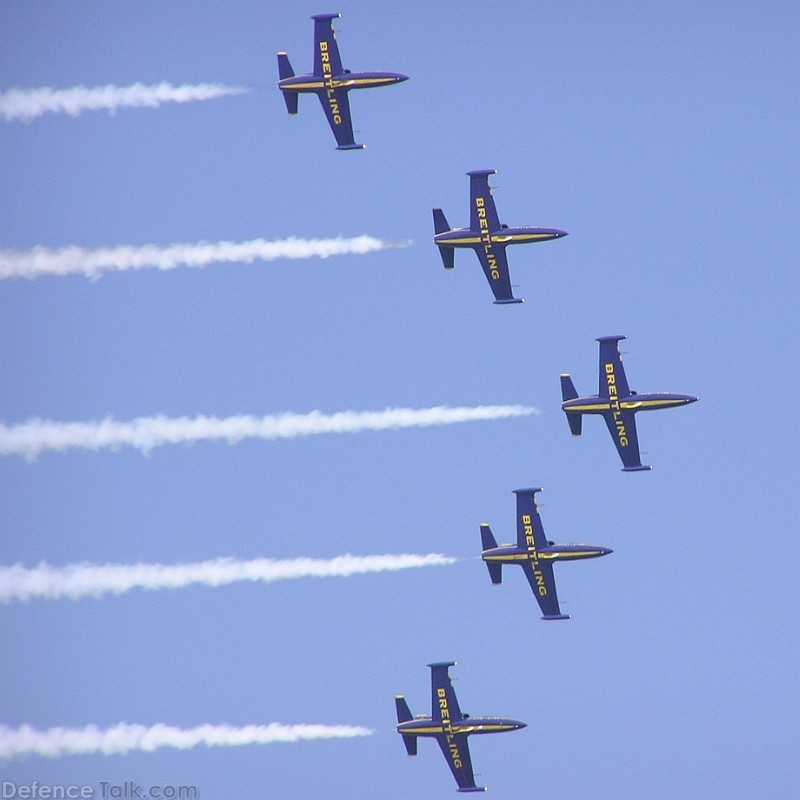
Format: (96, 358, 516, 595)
(0, 235, 411, 281)
(0, 82, 248, 123)
(0, 722, 373, 760)
(0, 553, 458, 603)
(0, 405, 538, 461)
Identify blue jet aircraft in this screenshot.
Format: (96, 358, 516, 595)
(395, 661, 526, 793)
(481, 488, 612, 620)
(561, 335, 698, 471)
(433, 169, 568, 304)
(277, 13, 408, 150)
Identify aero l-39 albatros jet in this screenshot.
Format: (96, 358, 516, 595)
(433, 169, 567, 304)
(396, 662, 526, 793)
(277, 13, 408, 150)
(561, 335, 698, 471)
(481, 488, 612, 620)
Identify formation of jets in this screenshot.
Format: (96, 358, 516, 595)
(277, 13, 698, 794)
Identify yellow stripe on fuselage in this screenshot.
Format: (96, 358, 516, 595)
(567, 399, 680, 413)
(630, 399, 684, 408)
(494, 233, 554, 243)
(555, 551, 596, 558)
(283, 78, 393, 91)
(486, 552, 554, 562)
(443, 233, 553, 246)
(282, 82, 326, 90)
(444, 236, 483, 245)
(407, 724, 515, 735)
(486, 551, 593, 562)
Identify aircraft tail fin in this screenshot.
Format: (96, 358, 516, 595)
(480, 524, 503, 584)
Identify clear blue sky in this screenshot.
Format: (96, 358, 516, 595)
(1, 1, 798, 797)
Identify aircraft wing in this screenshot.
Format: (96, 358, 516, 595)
(603, 409, 648, 470)
(515, 489, 547, 550)
(474, 244, 515, 303)
(312, 14, 344, 77)
(521, 561, 565, 619)
(468, 170, 501, 232)
(315, 88, 360, 149)
(435, 733, 483, 792)
(598, 336, 631, 397)
(430, 662, 463, 722)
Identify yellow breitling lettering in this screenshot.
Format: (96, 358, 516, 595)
(522, 514, 547, 596)
(475, 197, 500, 280)
(437, 688, 463, 769)
(605, 363, 629, 446)
(319, 41, 342, 124)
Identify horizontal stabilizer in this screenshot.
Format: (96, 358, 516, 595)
(480, 527, 502, 583)
(543, 613, 571, 621)
(395, 696, 413, 724)
(622, 465, 652, 472)
(493, 297, 524, 305)
(480, 523, 498, 551)
(457, 787, 487, 793)
(560, 374, 578, 401)
(336, 143, 366, 151)
(433, 209, 455, 268)
(561, 375, 582, 435)
(282, 91, 298, 115)
(401, 734, 417, 756)
(277, 54, 298, 114)
(437, 244, 455, 269)
(432, 208, 451, 235)
(277, 52, 295, 80)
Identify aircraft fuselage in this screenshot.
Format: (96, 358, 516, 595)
(279, 70, 408, 95)
(435, 226, 567, 249)
(397, 716, 526, 738)
(483, 542, 612, 565)
(562, 392, 698, 416)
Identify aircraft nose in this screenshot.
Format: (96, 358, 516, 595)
(554, 229, 569, 238)
(395, 73, 410, 83)
(516, 721, 528, 730)
(685, 395, 699, 404)
(602, 547, 614, 556)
